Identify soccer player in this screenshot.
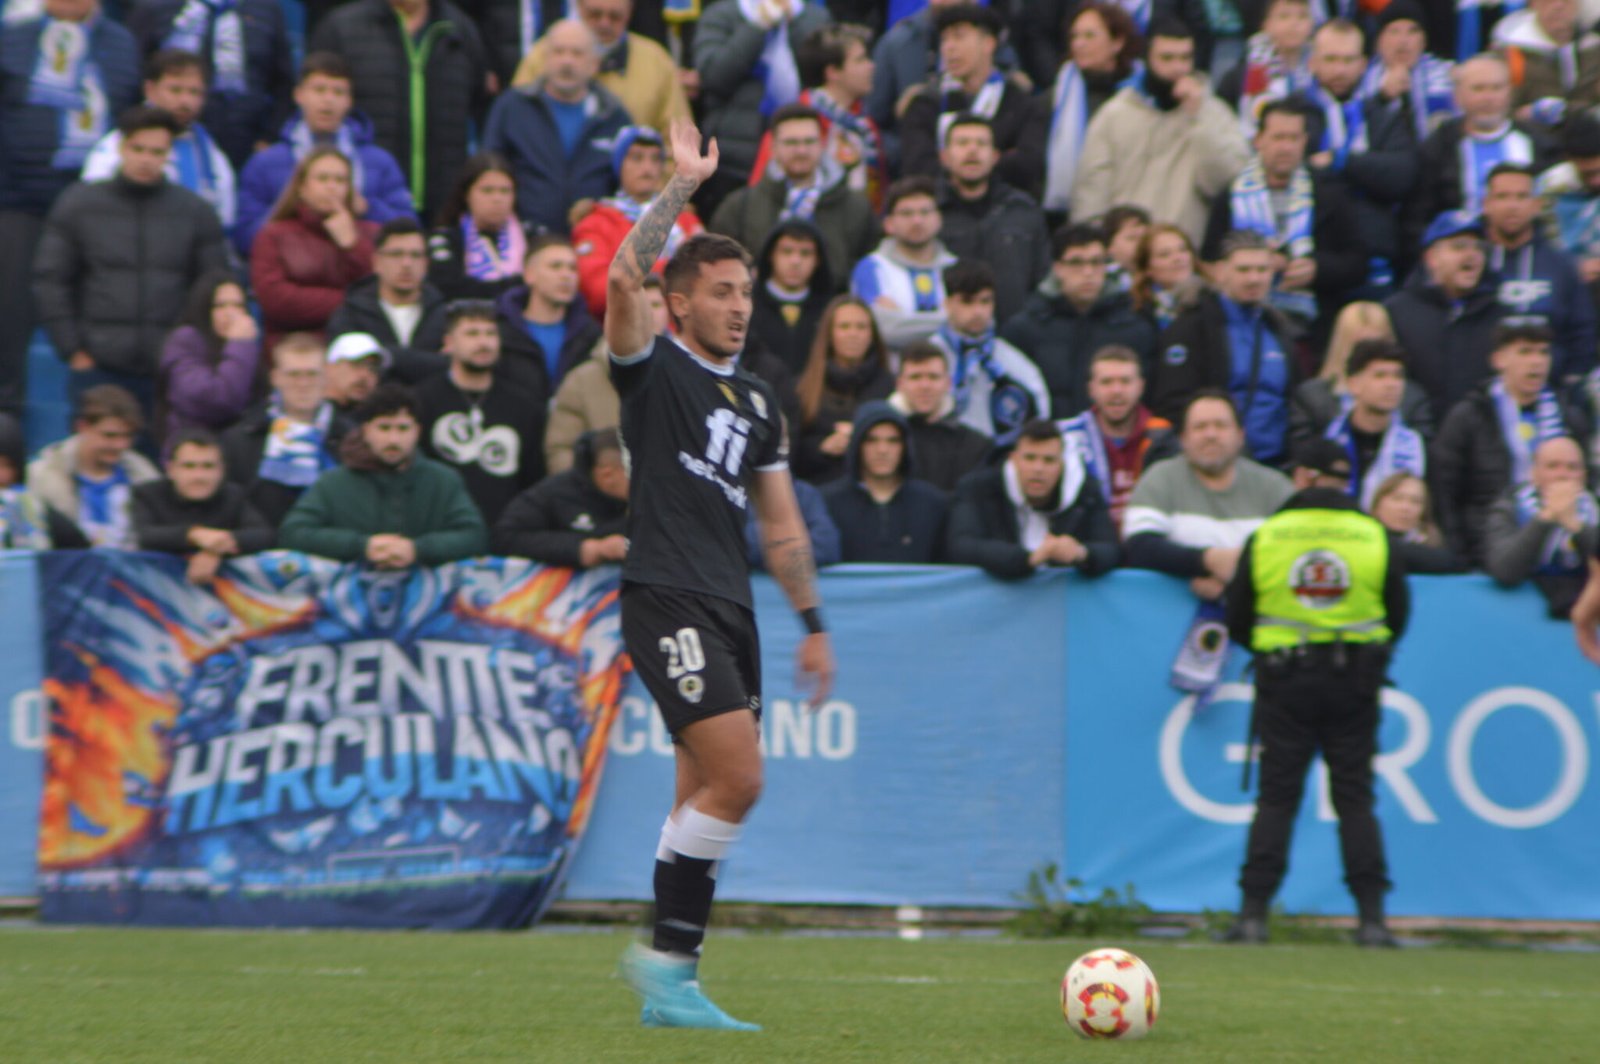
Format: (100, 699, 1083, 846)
(608, 119, 837, 1031)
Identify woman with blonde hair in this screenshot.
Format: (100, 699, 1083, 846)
(1289, 301, 1435, 442)
(795, 295, 894, 484)
(1369, 471, 1463, 573)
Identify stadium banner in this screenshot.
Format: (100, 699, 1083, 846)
(35, 551, 629, 929)
(563, 565, 1070, 908)
(0, 551, 45, 898)
(1063, 572, 1600, 921)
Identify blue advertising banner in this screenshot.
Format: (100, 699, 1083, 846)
(564, 565, 1069, 907)
(1063, 572, 1600, 920)
(0, 552, 44, 898)
(36, 551, 629, 928)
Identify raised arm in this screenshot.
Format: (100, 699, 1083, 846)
(752, 466, 836, 706)
(606, 119, 718, 358)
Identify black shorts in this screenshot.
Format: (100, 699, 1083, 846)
(621, 583, 763, 736)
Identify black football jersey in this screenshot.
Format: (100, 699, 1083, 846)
(612, 335, 787, 608)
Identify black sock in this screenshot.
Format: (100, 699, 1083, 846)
(652, 854, 717, 956)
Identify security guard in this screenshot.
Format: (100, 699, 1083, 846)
(1219, 438, 1409, 948)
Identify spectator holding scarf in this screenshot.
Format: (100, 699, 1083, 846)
(928, 258, 1051, 449)
(1318, 339, 1427, 510)
(1043, 2, 1143, 216)
(426, 153, 533, 302)
(1357, 0, 1457, 142)
(1486, 434, 1600, 615)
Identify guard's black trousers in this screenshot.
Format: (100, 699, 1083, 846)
(1238, 648, 1392, 907)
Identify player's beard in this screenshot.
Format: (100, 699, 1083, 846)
(693, 322, 745, 361)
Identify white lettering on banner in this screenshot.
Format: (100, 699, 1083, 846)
(8, 690, 44, 750)
(608, 696, 857, 760)
(1448, 687, 1588, 829)
(1163, 686, 1437, 824)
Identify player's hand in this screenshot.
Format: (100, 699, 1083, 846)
(669, 118, 718, 187)
(796, 631, 835, 709)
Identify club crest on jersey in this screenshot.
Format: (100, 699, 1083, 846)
(718, 381, 739, 408)
(1290, 549, 1351, 609)
(750, 390, 768, 420)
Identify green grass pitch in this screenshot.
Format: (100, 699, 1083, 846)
(3, 925, 1598, 1062)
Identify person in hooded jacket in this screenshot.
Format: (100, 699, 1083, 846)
(750, 218, 835, 378)
(493, 428, 630, 567)
(821, 401, 949, 564)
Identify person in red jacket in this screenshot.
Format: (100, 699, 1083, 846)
(571, 126, 702, 319)
(251, 146, 379, 354)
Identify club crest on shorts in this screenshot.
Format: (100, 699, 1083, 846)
(1290, 549, 1351, 609)
(678, 674, 705, 704)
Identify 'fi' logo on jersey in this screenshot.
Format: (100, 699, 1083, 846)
(1290, 549, 1351, 609)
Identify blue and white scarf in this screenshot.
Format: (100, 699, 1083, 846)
(1324, 399, 1426, 510)
(162, 0, 247, 95)
(1459, 1, 1526, 61)
(258, 397, 336, 488)
(940, 323, 1035, 447)
(1358, 54, 1457, 141)
(172, 124, 222, 206)
(461, 213, 527, 282)
(1239, 32, 1315, 136)
(521, 0, 576, 59)
(1119, 0, 1151, 32)
(1059, 410, 1111, 504)
(1492, 379, 1566, 485)
(741, 0, 804, 117)
(0, 487, 50, 550)
(780, 181, 821, 221)
(28, 17, 109, 169)
(1304, 79, 1369, 162)
(936, 68, 1005, 149)
(1514, 481, 1596, 574)
(1229, 159, 1317, 320)
(1458, 122, 1534, 213)
(1044, 63, 1089, 212)
(809, 86, 882, 175)
(74, 465, 132, 549)
(287, 118, 367, 193)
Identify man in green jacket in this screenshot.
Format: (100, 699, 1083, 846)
(280, 382, 487, 566)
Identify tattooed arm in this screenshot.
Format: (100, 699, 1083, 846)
(605, 118, 719, 359)
(753, 467, 836, 705)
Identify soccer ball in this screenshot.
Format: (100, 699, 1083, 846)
(1060, 947, 1160, 1040)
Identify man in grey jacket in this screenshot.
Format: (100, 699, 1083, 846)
(33, 105, 229, 420)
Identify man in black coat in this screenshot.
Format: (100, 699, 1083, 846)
(750, 219, 835, 378)
(887, 341, 992, 493)
(326, 218, 449, 384)
(945, 418, 1119, 580)
(32, 105, 229, 418)
(936, 114, 1052, 326)
(310, 0, 491, 218)
(1200, 100, 1368, 332)
(1430, 319, 1592, 567)
(1002, 222, 1159, 419)
(492, 427, 629, 567)
(416, 300, 545, 525)
(820, 402, 949, 564)
(494, 234, 603, 410)
(135, 428, 275, 585)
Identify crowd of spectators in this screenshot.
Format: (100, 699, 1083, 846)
(3, 0, 1600, 621)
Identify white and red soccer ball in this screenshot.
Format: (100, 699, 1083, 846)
(1060, 947, 1160, 1040)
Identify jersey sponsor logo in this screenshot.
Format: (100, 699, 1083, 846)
(1164, 344, 1187, 366)
(1498, 278, 1552, 311)
(432, 413, 520, 477)
(1290, 549, 1351, 609)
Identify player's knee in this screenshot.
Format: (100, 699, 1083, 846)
(714, 764, 763, 815)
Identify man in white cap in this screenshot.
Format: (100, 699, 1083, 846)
(324, 331, 391, 413)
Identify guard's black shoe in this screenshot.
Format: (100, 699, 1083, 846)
(1354, 920, 1398, 948)
(1217, 915, 1269, 944)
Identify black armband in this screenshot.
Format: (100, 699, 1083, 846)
(800, 607, 825, 635)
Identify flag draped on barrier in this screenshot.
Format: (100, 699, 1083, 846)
(36, 551, 630, 929)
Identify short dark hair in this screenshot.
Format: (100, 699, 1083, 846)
(1219, 229, 1272, 258)
(527, 232, 574, 260)
(1486, 161, 1537, 187)
(899, 340, 947, 367)
(883, 175, 939, 216)
(1345, 339, 1407, 377)
(168, 427, 222, 455)
(1493, 315, 1556, 349)
(1102, 204, 1151, 238)
(376, 217, 424, 248)
(768, 102, 823, 136)
(1564, 113, 1600, 159)
(942, 258, 996, 299)
(933, 3, 1004, 39)
(942, 111, 994, 147)
(1016, 418, 1063, 445)
(299, 51, 352, 84)
(76, 384, 145, 431)
(663, 234, 755, 298)
(1090, 344, 1143, 372)
(445, 298, 497, 330)
(118, 104, 182, 139)
(1178, 388, 1240, 434)
(434, 151, 515, 228)
(1256, 97, 1310, 133)
(353, 382, 419, 425)
(1146, 16, 1194, 44)
(795, 23, 873, 89)
(1052, 222, 1106, 261)
(145, 48, 205, 84)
